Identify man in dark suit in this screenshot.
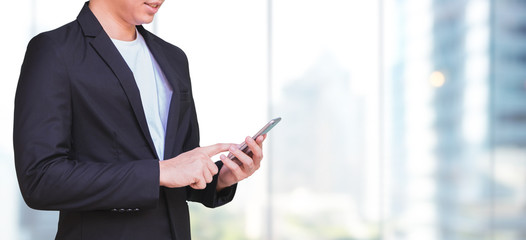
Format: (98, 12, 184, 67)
(13, 1, 265, 239)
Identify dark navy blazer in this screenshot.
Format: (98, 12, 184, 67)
(13, 2, 235, 240)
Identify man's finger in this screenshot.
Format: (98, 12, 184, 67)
(207, 161, 219, 175)
(201, 143, 233, 157)
(191, 178, 206, 189)
(246, 137, 263, 164)
(227, 145, 255, 171)
(220, 154, 244, 178)
(203, 169, 213, 183)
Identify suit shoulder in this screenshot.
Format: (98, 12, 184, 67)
(28, 20, 82, 52)
(31, 20, 80, 42)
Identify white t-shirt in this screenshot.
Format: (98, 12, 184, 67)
(111, 31, 173, 160)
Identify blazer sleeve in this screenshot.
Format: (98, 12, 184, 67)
(13, 34, 160, 212)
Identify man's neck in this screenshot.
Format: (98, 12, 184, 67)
(89, 1, 137, 41)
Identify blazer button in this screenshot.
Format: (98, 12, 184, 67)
(111, 208, 118, 212)
(134, 208, 140, 212)
(118, 208, 126, 213)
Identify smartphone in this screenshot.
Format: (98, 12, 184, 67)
(228, 117, 282, 162)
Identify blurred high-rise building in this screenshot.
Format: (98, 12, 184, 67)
(384, 0, 526, 239)
(493, 0, 526, 238)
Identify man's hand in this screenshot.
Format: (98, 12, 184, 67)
(217, 135, 266, 191)
(159, 143, 231, 189)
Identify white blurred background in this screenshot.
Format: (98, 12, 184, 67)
(1, 0, 525, 239)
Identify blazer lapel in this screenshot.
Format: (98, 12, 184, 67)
(138, 27, 182, 159)
(77, 3, 158, 159)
